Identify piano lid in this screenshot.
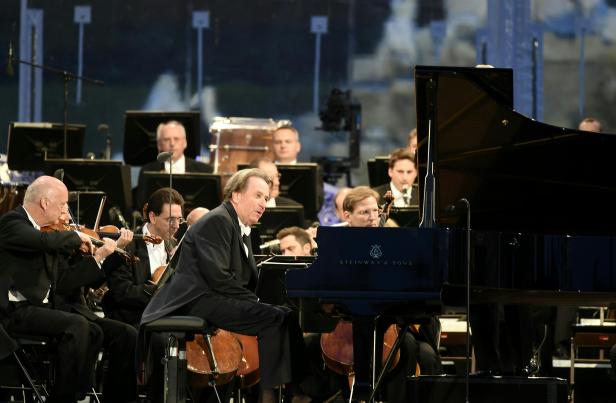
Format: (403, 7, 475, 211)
(415, 65, 616, 235)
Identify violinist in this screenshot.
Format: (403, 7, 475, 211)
(53, 210, 139, 403)
(340, 186, 442, 401)
(103, 187, 185, 329)
(141, 169, 308, 403)
(0, 176, 107, 403)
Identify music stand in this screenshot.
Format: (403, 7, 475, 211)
(367, 156, 390, 188)
(68, 190, 106, 227)
(388, 207, 420, 227)
(251, 206, 305, 247)
(123, 111, 201, 165)
(44, 160, 132, 212)
(141, 172, 222, 211)
(6, 122, 85, 170)
(277, 164, 320, 221)
(238, 163, 320, 220)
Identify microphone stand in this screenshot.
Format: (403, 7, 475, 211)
(8, 54, 104, 158)
(460, 198, 471, 403)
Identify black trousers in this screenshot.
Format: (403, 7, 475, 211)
(2, 302, 101, 403)
(90, 316, 138, 402)
(180, 293, 294, 389)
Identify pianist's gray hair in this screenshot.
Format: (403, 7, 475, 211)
(223, 168, 273, 201)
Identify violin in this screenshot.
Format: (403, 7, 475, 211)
(42, 222, 138, 263)
(95, 224, 162, 245)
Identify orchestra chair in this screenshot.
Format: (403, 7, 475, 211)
(143, 315, 221, 403)
(568, 308, 616, 403)
(0, 332, 53, 403)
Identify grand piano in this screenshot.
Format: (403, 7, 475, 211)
(285, 66, 616, 399)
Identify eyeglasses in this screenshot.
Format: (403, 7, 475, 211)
(354, 208, 380, 217)
(158, 216, 186, 225)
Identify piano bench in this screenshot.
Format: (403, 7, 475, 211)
(143, 316, 207, 403)
(568, 324, 616, 403)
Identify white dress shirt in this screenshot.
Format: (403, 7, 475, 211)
(390, 182, 413, 207)
(144, 224, 168, 275)
(238, 219, 252, 258)
(164, 155, 186, 174)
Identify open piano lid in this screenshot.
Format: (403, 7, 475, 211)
(414, 65, 616, 235)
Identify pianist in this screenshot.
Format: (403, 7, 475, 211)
(140, 168, 307, 403)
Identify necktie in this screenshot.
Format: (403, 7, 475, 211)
(403, 192, 411, 207)
(242, 234, 252, 258)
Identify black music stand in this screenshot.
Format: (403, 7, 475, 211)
(251, 206, 305, 248)
(68, 191, 106, 227)
(238, 163, 320, 220)
(388, 207, 420, 227)
(123, 111, 201, 166)
(44, 160, 132, 213)
(141, 172, 222, 211)
(367, 156, 390, 188)
(277, 164, 319, 221)
(6, 122, 85, 171)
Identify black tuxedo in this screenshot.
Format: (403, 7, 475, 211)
(373, 183, 419, 207)
(54, 253, 138, 402)
(103, 236, 156, 328)
(141, 201, 295, 388)
(0, 207, 100, 402)
(135, 156, 213, 209)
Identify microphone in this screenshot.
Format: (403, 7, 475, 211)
(53, 168, 64, 182)
(260, 239, 280, 250)
(157, 151, 173, 163)
(445, 198, 470, 214)
(98, 124, 111, 160)
(132, 210, 143, 229)
(6, 40, 13, 77)
(402, 185, 411, 206)
(109, 206, 130, 229)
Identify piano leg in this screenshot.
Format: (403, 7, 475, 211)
(350, 317, 389, 401)
(350, 317, 375, 400)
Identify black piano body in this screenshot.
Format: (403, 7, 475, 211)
(286, 65, 616, 399)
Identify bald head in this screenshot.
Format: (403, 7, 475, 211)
(23, 176, 69, 226)
(186, 207, 210, 226)
(23, 176, 66, 205)
(334, 187, 352, 221)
